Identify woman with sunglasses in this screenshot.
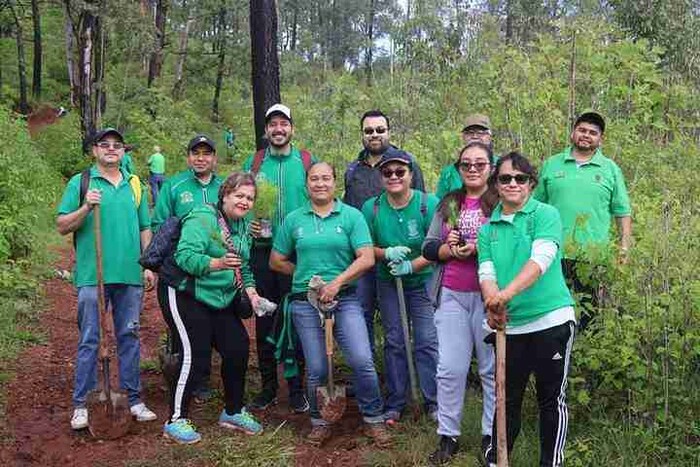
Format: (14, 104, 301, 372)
(361, 150, 439, 426)
(162, 172, 263, 444)
(421, 142, 498, 465)
(270, 161, 390, 448)
(478, 152, 575, 467)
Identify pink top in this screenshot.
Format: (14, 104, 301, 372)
(442, 197, 487, 292)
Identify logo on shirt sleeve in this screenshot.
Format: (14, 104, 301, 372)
(180, 191, 194, 204)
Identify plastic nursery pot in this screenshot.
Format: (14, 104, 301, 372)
(258, 218, 273, 239)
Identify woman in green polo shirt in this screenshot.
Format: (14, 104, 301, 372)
(161, 172, 264, 444)
(270, 162, 390, 448)
(478, 152, 575, 467)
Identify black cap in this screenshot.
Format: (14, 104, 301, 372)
(574, 112, 605, 134)
(92, 127, 124, 144)
(187, 134, 216, 152)
(378, 147, 413, 169)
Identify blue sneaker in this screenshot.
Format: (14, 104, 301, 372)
(163, 419, 202, 444)
(218, 408, 263, 435)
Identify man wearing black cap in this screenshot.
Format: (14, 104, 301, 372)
(57, 128, 157, 430)
(534, 112, 632, 330)
(152, 134, 223, 401)
(343, 109, 426, 354)
(242, 104, 314, 413)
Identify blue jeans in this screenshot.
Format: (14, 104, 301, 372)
(149, 173, 165, 206)
(357, 268, 378, 353)
(291, 294, 384, 426)
(73, 285, 144, 408)
(377, 279, 438, 415)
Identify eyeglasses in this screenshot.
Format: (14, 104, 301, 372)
(497, 174, 530, 185)
(463, 129, 490, 137)
(381, 167, 408, 179)
(363, 127, 387, 136)
(96, 141, 124, 150)
(458, 161, 489, 172)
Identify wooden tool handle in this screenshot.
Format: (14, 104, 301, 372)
(496, 328, 508, 467)
(325, 317, 334, 392)
(93, 205, 109, 361)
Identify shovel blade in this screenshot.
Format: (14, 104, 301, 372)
(317, 385, 347, 423)
(86, 388, 132, 440)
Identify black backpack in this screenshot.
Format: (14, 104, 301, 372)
(139, 216, 189, 288)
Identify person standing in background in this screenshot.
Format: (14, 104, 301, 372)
(148, 145, 166, 206)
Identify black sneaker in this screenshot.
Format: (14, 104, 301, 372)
(483, 435, 496, 466)
(428, 435, 459, 465)
(289, 391, 310, 413)
(248, 390, 278, 410)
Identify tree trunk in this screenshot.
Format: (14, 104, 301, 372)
(290, 0, 298, 51)
(567, 29, 576, 132)
(93, 8, 106, 126)
(365, 0, 375, 87)
(505, 0, 513, 44)
(63, 0, 78, 106)
(211, 9, 226, 122)
(78, 9, 97, 144)
(30, 0, 42, 99)
(147, 0, 168, 87)
(249, 0, 281, 150)
(172, 15, 194, 100)
(10, 0, 29, 115)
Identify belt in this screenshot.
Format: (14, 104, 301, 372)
(288, 286, 357, 303)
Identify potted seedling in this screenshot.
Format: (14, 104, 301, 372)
(254, 180, 278, 239)
(446, 198, 466, 246)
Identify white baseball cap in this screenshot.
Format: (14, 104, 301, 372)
(265, 104, 292, 123)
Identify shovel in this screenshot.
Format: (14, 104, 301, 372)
(495, 326, 508, 467)
(396, 277, 422, 420)
(87, 204, 132, 439)
(317, 307, 347, 423)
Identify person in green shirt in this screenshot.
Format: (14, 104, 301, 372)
(162, 172, 264, 444)
(56, 128, 157, 431)
(361, 150, 439, 425)
(477, 152, 575, 467)
(436, 114, 495, 199)
(534, 112, 632, 330)
(153, 134, 223, 401)
(120, 144, 136, 175)
(270, 162, 390, 448)
(241, 104, 315, 413)
(147, 145, 166, 206)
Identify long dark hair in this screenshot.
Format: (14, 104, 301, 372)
(438, 142, 498, 220)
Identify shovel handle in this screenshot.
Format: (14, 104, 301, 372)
(496, 328, 508, 467)
(93, 205, 109, 361)
(325, 318, 334, 393)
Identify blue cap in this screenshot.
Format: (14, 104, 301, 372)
(378, 147, 412, 169)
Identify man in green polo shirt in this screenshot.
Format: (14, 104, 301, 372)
(57, 128, 157, 431)
(242, 104, 315, 413)
(534, 111, 632, 329)
(147, 145, 166, 206)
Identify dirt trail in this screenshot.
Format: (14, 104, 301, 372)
(1, 249, 372, 466)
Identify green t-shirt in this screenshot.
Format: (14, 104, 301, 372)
(57, 166, 150, 287)
(174, 205, 254, 309)
(151, 170, 222, 232)
(436, 164, 462, 199)
(533, 147, 631, 259)
(273, 200, 373, 294)
(477, 197, 573, 327)
(147, 152, 166, 174)
(120, 153, 135, 175)
(361, 190, 438, 288)
(241, 147, 317, 243)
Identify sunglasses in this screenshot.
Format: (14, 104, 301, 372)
(497, 174, 530, 185)
(458, 161, 489, 172)
(363, 127, 388, 135)
(381, 167, 408, 179)
(96, 141, 124, 150)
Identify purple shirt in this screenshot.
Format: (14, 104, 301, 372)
(442, 197, 487, 292)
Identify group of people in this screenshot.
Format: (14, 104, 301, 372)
(57, 102, 631, 466)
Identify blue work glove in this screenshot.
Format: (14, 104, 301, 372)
(385, 246, 411, 262)
(389, 259, 413, 276)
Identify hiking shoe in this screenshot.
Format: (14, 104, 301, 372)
(364, 422, 392, 448)
(384, 410, 401, 427)
(289, 392, 310, 413)
(218, 408, 263, 435)
(483, 435, 497, 467)
(71, 407, 88, 430)
(248, 390, 278, 410)
(428, 435, 459, 465)
(306, 425, 332, 447)
(130, 403, 158, 422)
(163, 419, 201, 444)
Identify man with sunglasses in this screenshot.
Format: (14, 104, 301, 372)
(57, 128, 157, 430)
(436, 114, 495, 199)
(534, 112, 632, 331)
(343, 110, 426, 354)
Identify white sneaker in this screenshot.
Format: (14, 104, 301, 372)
(71, 407, 89, 430)
(130, 403, 158, 422)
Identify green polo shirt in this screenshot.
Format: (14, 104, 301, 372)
(534, 147, 631, 258)
(361, 190, 438, 288)
(242, 147, 317, 244)
(273, 199, 373, 294)
(477, 197, 573, 327)
(147, 152, 166, 174)
(436, 164, 462, 199)
(151, 169, 222, 232)
(57, 166, 150, 287)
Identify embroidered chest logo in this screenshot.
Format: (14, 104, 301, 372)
(594, 174, 603, 183)
(335, 225, 344, 234)
(295, 227, 304, 239)
(407, 219, 420, 239)
(180, 191, 194, 204)
(554, 171, 566, 179)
